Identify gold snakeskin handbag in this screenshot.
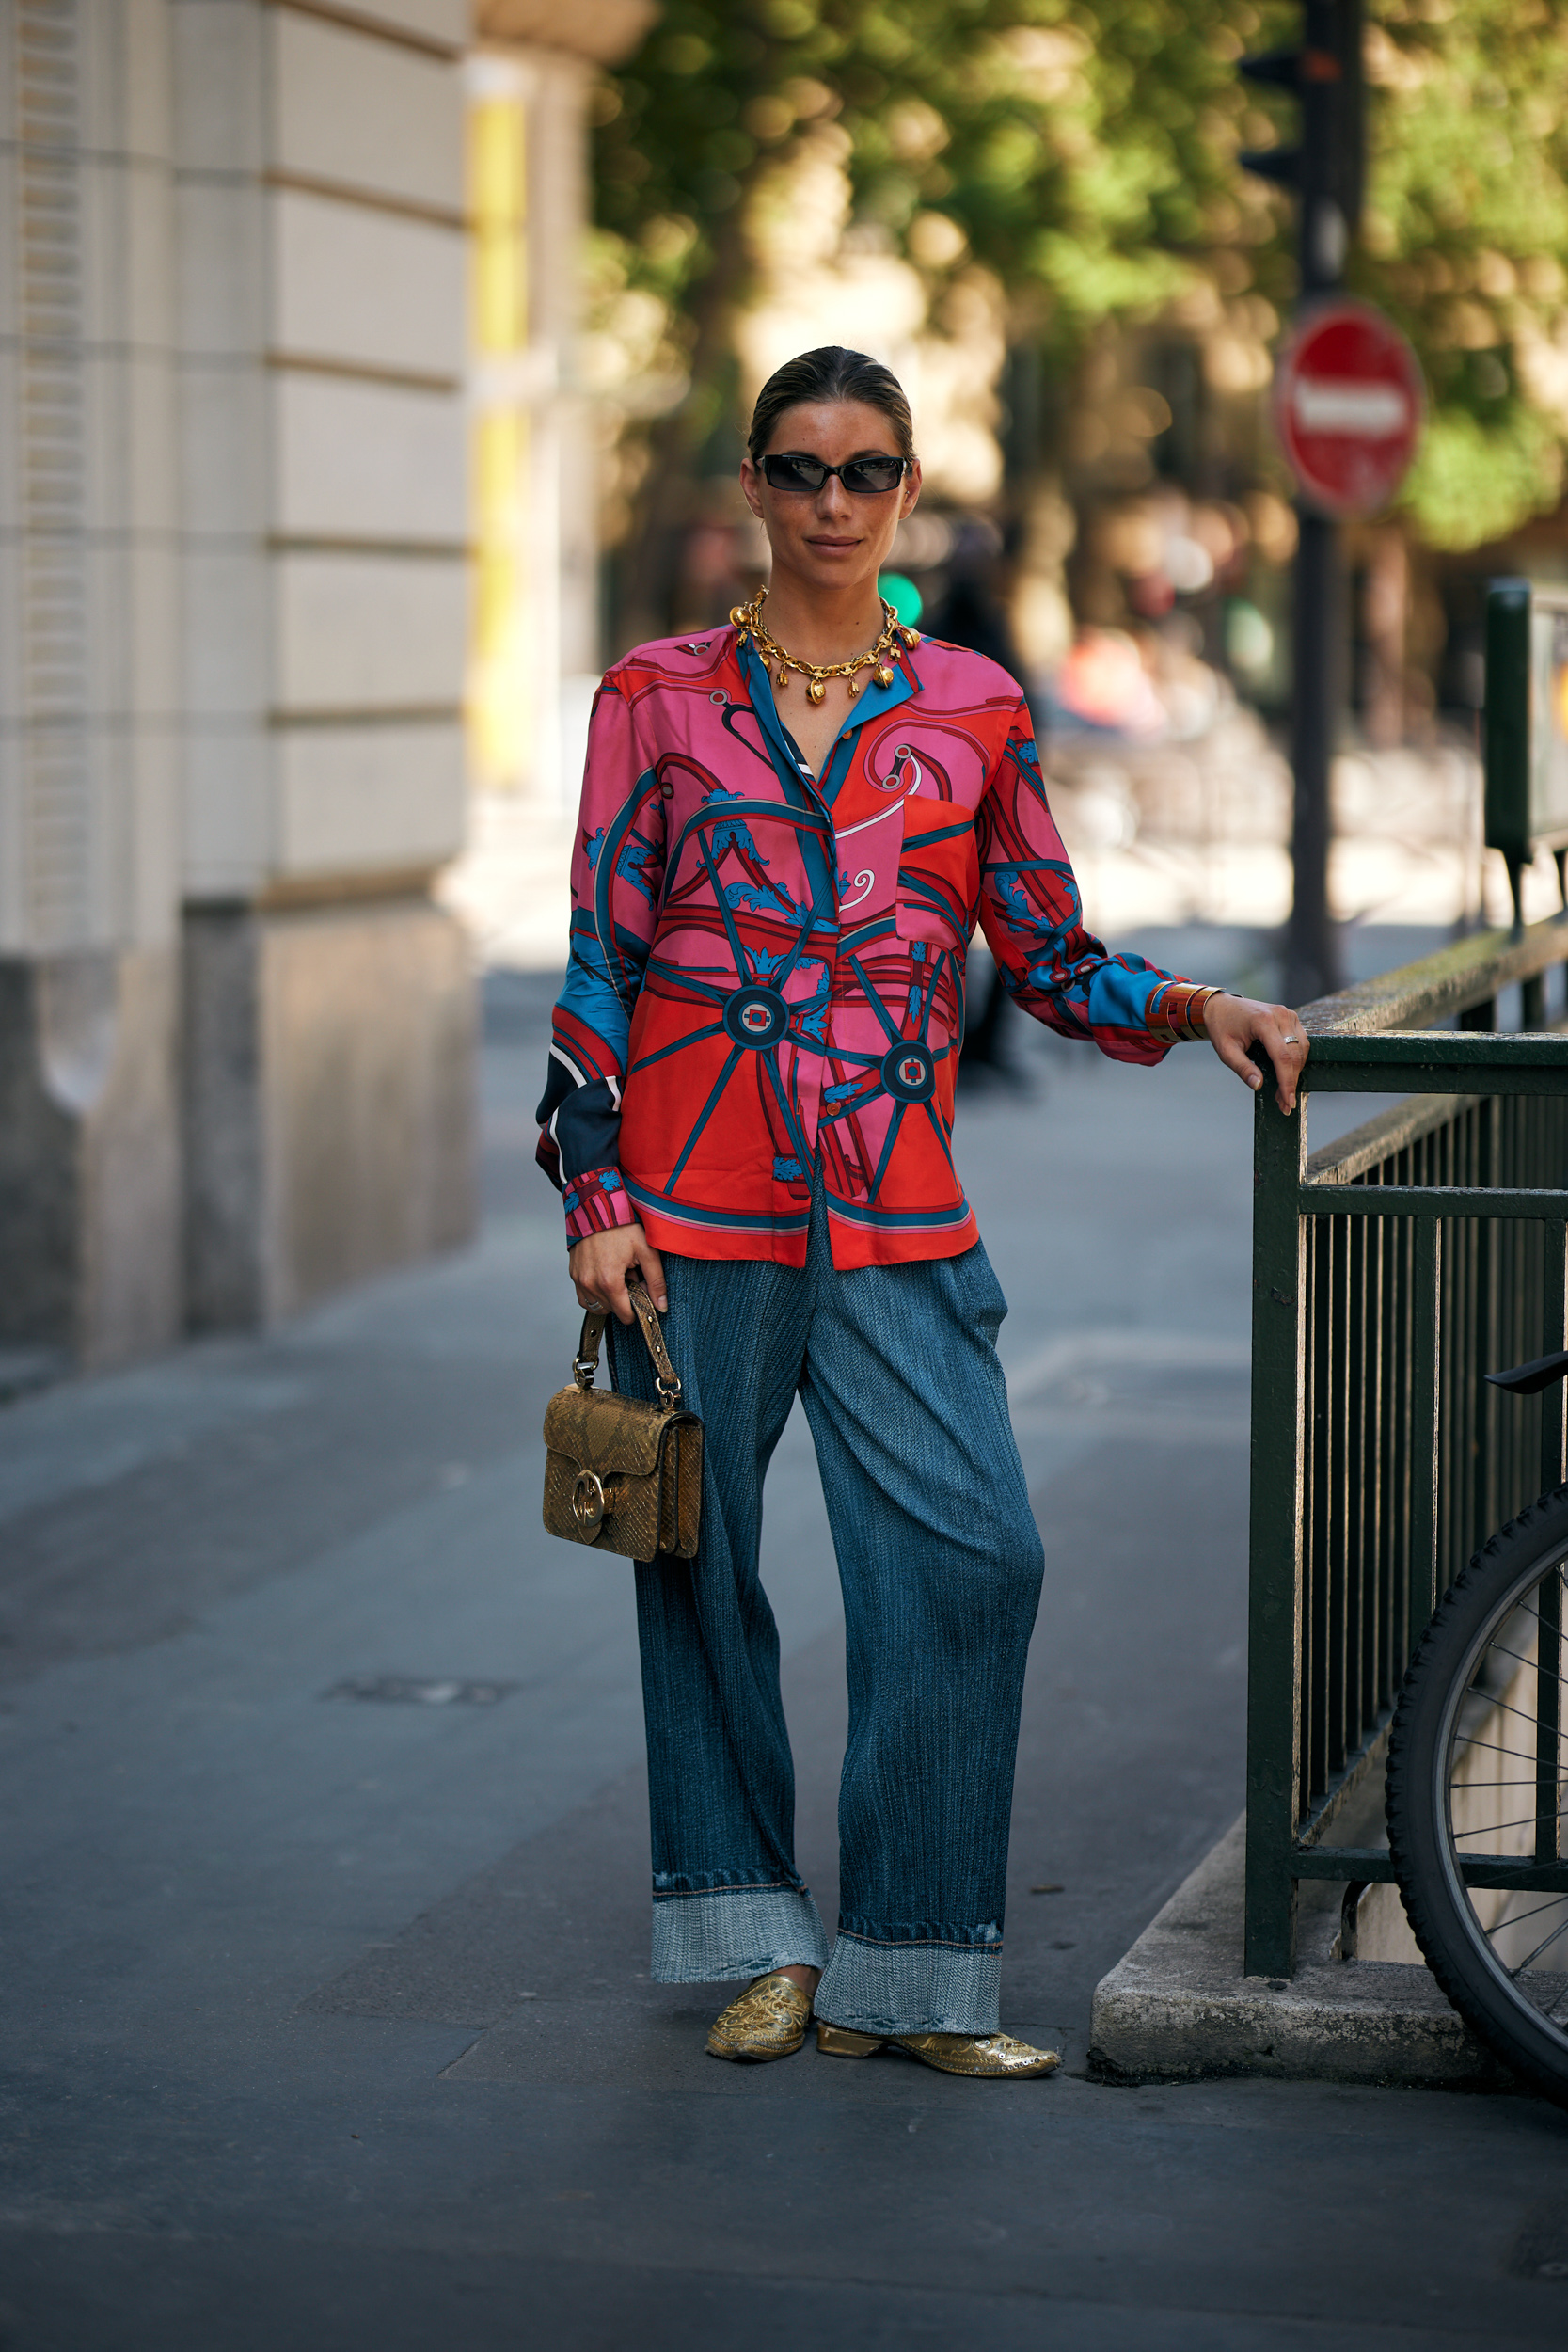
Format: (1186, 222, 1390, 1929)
(542, 1286, 703, 1562)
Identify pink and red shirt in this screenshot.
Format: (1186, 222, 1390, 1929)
(536, 627, 1202, 1269)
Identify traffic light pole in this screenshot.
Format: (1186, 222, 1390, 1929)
(1289, 506, 1340, 1004)
(1244, 1, 1363, 1006)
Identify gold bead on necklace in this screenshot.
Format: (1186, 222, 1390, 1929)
(730, 589, 915, 704)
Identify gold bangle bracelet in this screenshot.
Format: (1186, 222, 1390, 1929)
(1152, 983, 1224, 1044)
(1180, 986, 1225, 1042)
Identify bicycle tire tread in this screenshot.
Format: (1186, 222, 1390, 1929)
(1386, 1484, 1568, 2108)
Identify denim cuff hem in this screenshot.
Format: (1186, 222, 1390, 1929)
(815, 1930, 1003, 2036)
(835, 1912, 1002, 1949)
(654, 1867, 805, 1897)
(650, 1883, 832, 1983)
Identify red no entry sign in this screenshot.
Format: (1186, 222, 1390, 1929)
(1275, 299, 1425, 518)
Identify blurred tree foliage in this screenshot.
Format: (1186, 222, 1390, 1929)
(594, 0, 1568, 562)
(595, 1, 1256, 375)
(1357, 0, 1568, 549)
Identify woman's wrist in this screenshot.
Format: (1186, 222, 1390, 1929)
(1150, 981, 1226, 1045)
(1189, 986, 1227, 1041)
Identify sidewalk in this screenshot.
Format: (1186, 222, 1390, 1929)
(4, 962, 1567, 2350)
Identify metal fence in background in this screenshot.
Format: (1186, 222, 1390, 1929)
(1246, 916, 1568, 1977)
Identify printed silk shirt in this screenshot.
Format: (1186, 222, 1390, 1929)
(536, 628, 1206, 1270)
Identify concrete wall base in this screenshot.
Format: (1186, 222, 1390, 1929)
(183, 897, 477, 1329)
(0, 950, 182, 1370)
(1088, 1815, 1516, 2091)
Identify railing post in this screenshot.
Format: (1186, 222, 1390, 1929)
(1410, 1219, 1442, 1631)
(1245, 1079, 1308, 1978)
(1537, 1221, 1565, 1869)
(1542, 1220, 1567, 1499)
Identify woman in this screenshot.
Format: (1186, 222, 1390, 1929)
(537, 346, 1307, 2079)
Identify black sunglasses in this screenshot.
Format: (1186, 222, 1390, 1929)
(760, 451, 909, 496)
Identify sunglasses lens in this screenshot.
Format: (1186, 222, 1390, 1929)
(761, 453, 905, 492)
(842, 459, 904, 493)
(765, 454, 828, 491)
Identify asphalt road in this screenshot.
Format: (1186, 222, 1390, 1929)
(4, 934, 1567, 2350)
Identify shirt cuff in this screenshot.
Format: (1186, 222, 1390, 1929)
(1148, 980, 1223, 1044)
(563, 1166, 639, 1246)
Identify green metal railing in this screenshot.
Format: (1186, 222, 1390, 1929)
(1245, 914, 1568, 1976)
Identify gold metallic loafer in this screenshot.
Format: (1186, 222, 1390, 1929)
(705, 1971, 814, 2062)
(816, 2022, 1060, 2077)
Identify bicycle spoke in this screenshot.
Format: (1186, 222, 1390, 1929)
(1509, 1910, 1568, 1978)
(1450, 1812, 1564, 1838)
(1480, 1897, 1568, 1938)
(1482, 1639, 1568, 1691)
(1504, 1583, 1568, 1638)
(1465, 1688, 1559, 1739)
(1452, 1734, 1555, 1765)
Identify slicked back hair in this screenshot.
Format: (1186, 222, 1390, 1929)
(746, 346, 915, 464)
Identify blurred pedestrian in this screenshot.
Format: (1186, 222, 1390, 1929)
(927, 521, 1031, 1085)
(537, 346, 1307, 2079)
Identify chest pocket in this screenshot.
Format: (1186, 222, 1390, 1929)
(833, 793, 906, 926)
(895, 799, 977, 951)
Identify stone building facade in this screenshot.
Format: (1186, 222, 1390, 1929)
(0, 0, 650, 1370)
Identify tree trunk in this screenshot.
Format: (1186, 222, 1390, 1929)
(612, 201, 756, 653)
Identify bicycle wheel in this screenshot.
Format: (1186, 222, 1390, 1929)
(1386, 1486, 1568, 2106)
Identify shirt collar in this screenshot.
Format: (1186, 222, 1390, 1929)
(736, 636, 920, 803)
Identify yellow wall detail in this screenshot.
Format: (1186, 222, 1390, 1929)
(469, 87, 531, 790)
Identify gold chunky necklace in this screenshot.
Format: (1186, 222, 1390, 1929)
(729, 588, 920, 706)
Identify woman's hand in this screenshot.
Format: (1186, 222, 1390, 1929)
(569, 1220, 669, 1323)
(1203, 993, 1309, 1116)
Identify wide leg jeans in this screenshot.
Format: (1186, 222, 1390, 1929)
(609, 1185, 1045, 2037)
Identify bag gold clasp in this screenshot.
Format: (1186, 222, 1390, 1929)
(572, 1469, 612, 1535)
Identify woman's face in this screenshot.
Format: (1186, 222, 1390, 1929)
(740, 398, 922, 598)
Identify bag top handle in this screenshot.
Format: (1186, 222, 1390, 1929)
(574, 1280, 682, 1404)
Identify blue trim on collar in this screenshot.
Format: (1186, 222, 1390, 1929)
(735, 640, 838, 931)
(842, 661, 916, 734)
(738, 641, 823, 805)
(739, 638, 918, 807)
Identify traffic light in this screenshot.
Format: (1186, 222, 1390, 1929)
(1237, 46, 1306, 191)
(1238, 0, 1363, 293)
(1235, 0, 1368, 1005)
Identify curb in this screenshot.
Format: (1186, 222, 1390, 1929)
(1087, 1814, 1514, 2090)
